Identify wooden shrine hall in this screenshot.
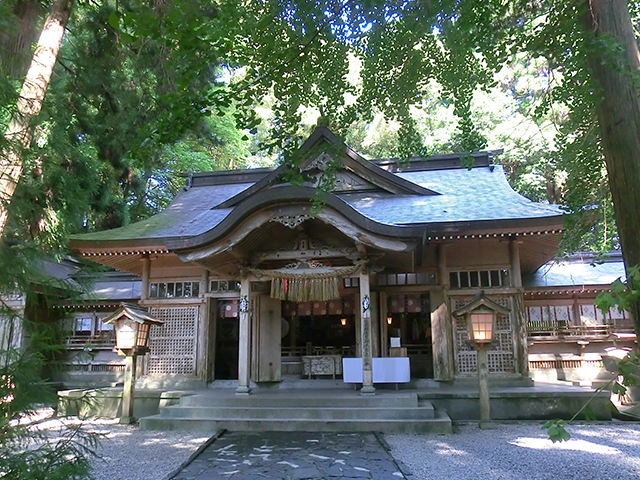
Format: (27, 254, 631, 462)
(70, 127, 564, 394)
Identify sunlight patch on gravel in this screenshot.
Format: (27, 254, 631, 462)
(25, 410, 210, 480)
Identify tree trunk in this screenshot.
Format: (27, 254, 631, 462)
(586, 0, 640, 338)
(0, 0, 73, 236)
(0, 1, 44, 79)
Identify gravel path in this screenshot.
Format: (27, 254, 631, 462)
(85, 419, 209, 480)
(386, 422, 640, 480)
(36, 414, 210, 480)
(38, 416, 640, 479)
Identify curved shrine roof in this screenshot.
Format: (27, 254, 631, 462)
(524, 254, 625, 289)
(338, 166, 561, 226)
(70, 127, 563, 250)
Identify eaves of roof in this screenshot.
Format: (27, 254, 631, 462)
(164, 186, 424, 251)
(523, 259, 625, 289)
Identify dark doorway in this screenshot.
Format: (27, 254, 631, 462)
(387, 293, 433, 378)
(281, 297, 356, 357)
(214, 300, 239, 380)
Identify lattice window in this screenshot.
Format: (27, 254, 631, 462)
(147, 306, 198, 375)
(457, 352, 477, 372)
(210, 280, 240, 293)
(150, 281, 200, 299)
(378, 272, 437, 286)
(488, 351, 514, 372)
(451, 296, 515, 375)
(449, 269, 510, 289)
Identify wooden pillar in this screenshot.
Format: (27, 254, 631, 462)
(236, 276, 252, 395)
(509, 236, 522, 288)
(140, 254, 150, 301)
(432, 243, 455, 381)
(251, 294, 281, 383)
(379, 292, 389, 357)
(359, 267, 375, 395)
(512, 293, 529, 377)
(510, 236, 529, 378)
(138, 255, 151, 377)
(370, 291, 380, 357)
(120, 354, 136, 424)
(572, 294, 581, 327)
(197, 269, 210, 381)
(477, 345, 491, 428)
(431, 289, 454, 381)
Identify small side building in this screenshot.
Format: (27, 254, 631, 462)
(53, 270, 142, 387)
(524, 252, 635, 385)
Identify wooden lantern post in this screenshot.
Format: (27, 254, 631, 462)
(103, 304, 164, 424)
(452, 292, 510, 428)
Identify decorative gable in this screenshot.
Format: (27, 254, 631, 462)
(215, 127, 439, 209)
(301, 152, 377, 192)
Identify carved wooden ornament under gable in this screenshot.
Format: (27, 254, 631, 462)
(302, 152, 376, 192)
(302, 152, 333, 173)
(251, 234, 359, 264)
(270, 213, 312, 229)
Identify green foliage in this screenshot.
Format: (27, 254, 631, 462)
(541, 350, 640, 443)
(541, 377, 613, 443)
(1, 344, 97, 479)
(610, 354, 640, 388)
(19, 0, 255, 234)
(595, 265, 640, 315)
(542, 419, 571, 443)
(3, 0, 619, 253)
(1, 314, 98, 479)
(4, 0, 639, 256)
(225, 0, 631, 255)
(1, 343, 97, 479)
(149, 112, 251, 211)
(0, 235, 100, 478)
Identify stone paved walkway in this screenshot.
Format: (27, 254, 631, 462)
(170, 431, 407, 480)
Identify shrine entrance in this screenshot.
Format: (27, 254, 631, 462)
(281, 297, 357, 356)
(214, 300, 239, 380)
(385, 293, 434, 378)
(180, 206, 422, 391)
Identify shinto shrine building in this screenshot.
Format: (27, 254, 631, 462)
(69, 127, 567, 393)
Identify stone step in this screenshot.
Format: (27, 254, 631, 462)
(158, 404, 435, 420)
(140, 409, 453, 434)
(178, 392, 419, 408)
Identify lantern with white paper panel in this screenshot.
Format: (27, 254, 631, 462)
(102, 303, 164, 355)
(452, 291, 510, 428)
(468, 309, 495, 344)
(101, 304, 164, 424)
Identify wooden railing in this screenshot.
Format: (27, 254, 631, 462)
(60, 362, 125, 373)
(65, 334, 115, 349)
(527, 320, 635, 340)
(281, 344, 430, 357)
(282, 345, 356, 357)
(529, 358, 604, 370)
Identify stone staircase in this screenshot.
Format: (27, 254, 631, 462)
(139, 389, 452, 434)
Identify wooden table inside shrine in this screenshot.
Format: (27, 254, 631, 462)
(302, 355, 343, 379)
